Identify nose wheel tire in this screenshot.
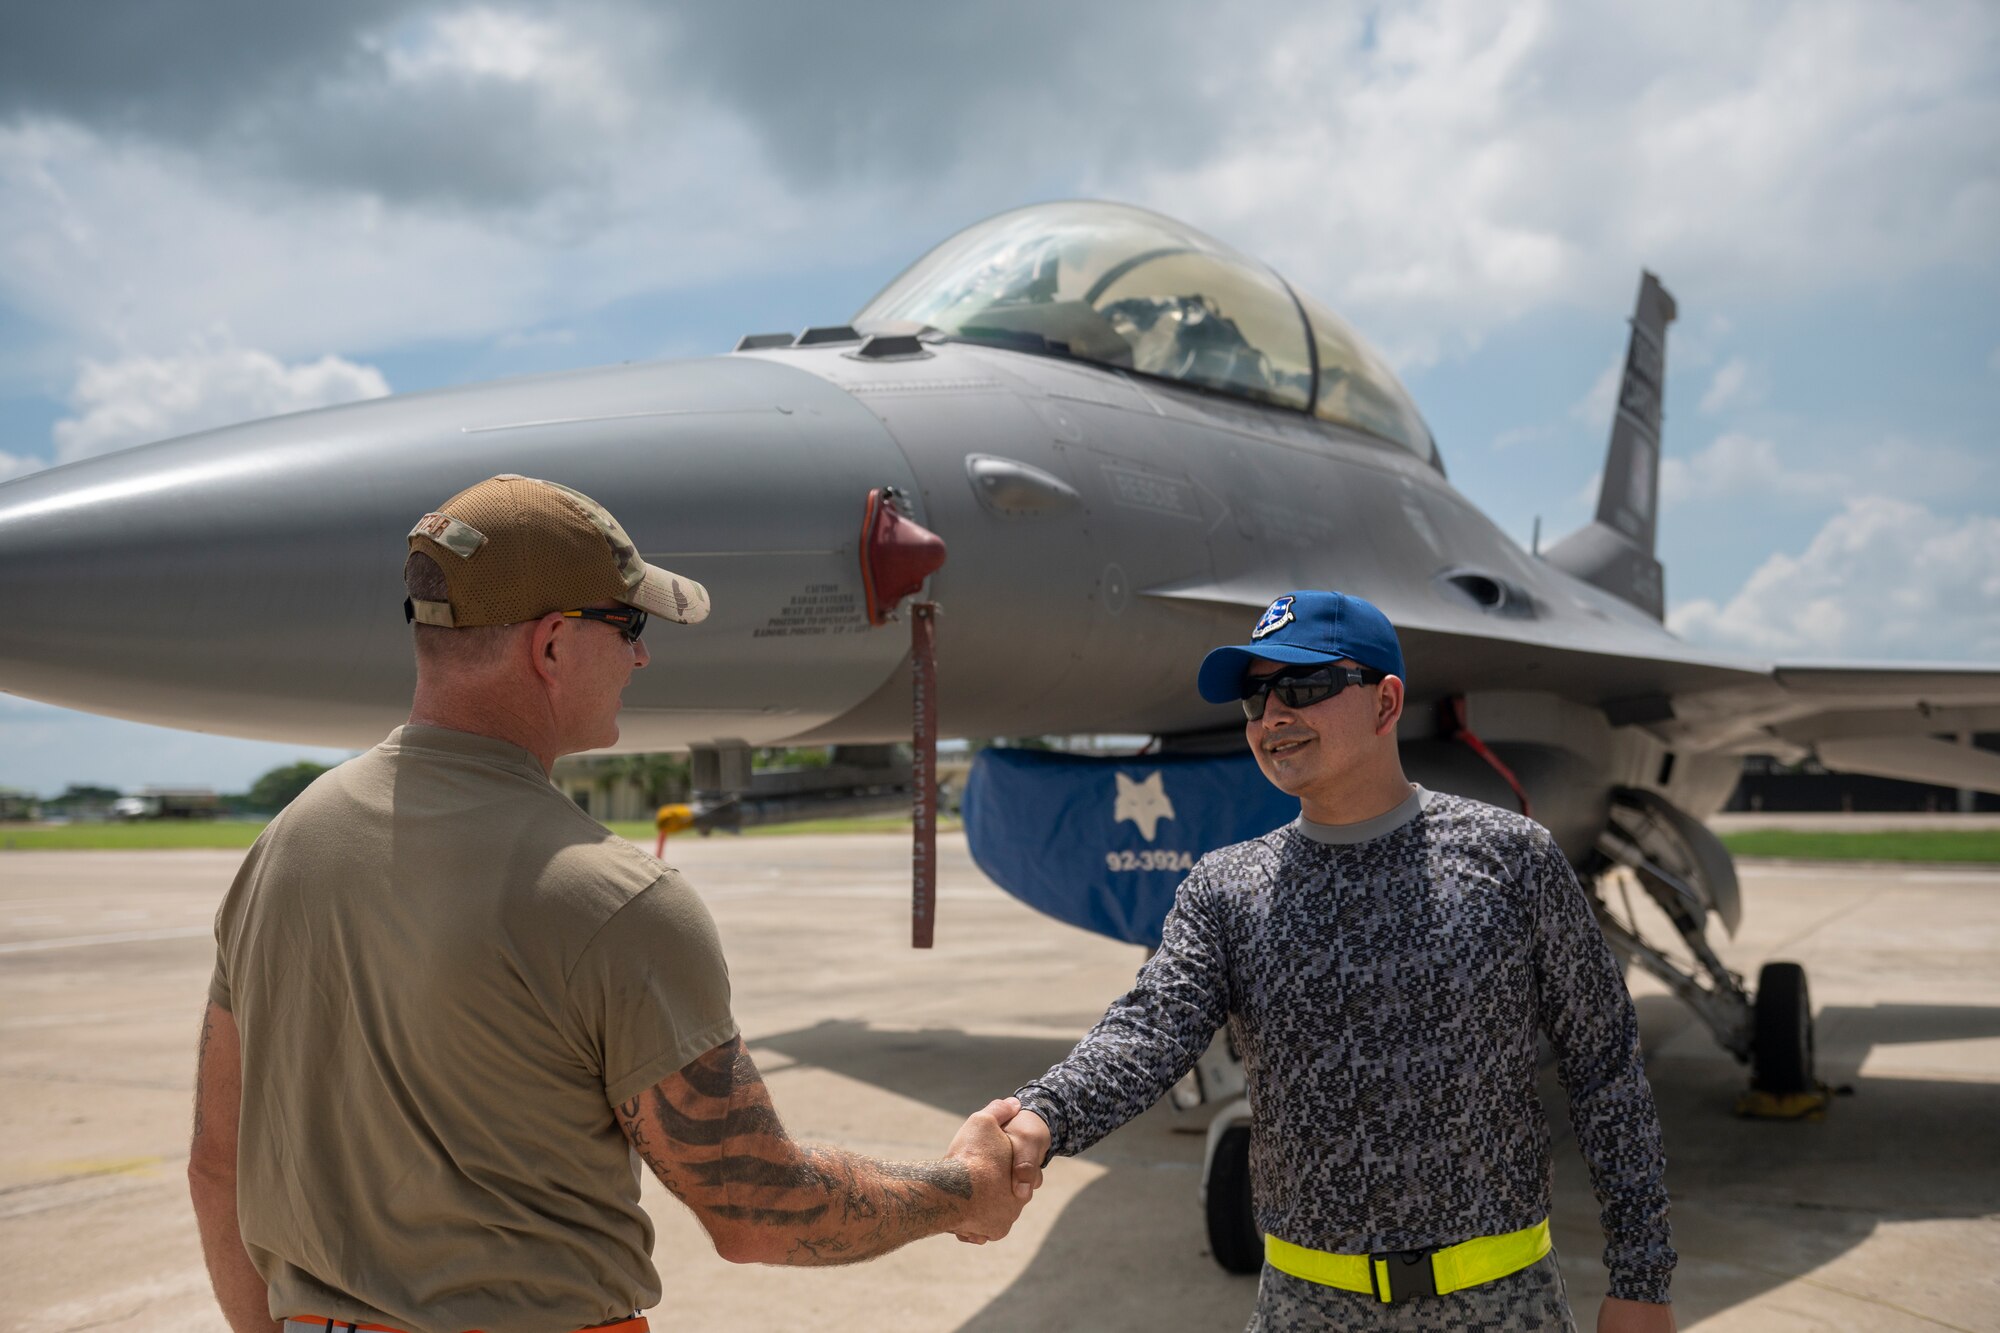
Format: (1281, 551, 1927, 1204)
(1751, 960, 1815, 1094)
(1205, 1125, 1261, 1274)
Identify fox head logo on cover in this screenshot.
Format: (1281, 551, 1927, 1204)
(1113, 771, 1176, 841)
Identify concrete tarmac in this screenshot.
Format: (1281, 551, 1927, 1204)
(2, 836, 1997, 1332)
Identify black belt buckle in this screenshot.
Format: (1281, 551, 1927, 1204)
(1370, 1247, 1439, 1303)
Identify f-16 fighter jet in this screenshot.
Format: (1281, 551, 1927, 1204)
(4, 202, 1995, 1265)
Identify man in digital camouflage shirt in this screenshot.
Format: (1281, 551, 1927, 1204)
(1002, 590, 1675, 1332)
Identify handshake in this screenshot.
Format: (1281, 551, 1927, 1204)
(944, 1097, 1053, 1245)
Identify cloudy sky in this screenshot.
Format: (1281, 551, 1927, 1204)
(2, 0, 1996, 796)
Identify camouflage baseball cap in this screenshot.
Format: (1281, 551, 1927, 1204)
(406, 474, 711, 629)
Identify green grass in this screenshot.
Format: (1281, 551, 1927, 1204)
(1719, 829, 2000, 863)
(0, 820, 271, 850)
(605, 814, 964, 841)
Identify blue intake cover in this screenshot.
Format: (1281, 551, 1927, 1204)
(961, 747, 1299, 947)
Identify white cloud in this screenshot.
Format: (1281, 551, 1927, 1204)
(1116, 0, 2000, 365)
(1669, 496, 2000, 659)
(49, 339, 389, 464)
(3, 1, 1993, 379)
(1671, 312, 1732, 373)
(1491, 424, 1550, 452)
(1854, 435, 1995, 504)
(1573, 469, 1603, 512)
(383, 7, 597, 88)
(1698, 356, 1758, 414)
(0, 103, 828, 373)
(495, 326, 577, 350)
(1570, 355, 1623, 431)
(0, 450, 43, 482)
(1659, 432, 1847, 505)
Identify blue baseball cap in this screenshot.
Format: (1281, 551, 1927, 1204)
(1196, 590, 1406, 704)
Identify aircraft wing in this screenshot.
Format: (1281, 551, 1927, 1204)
(1519, 653, 2000, 794)
(1148, 580, 2000, 794)
(1681, 664, 2000, 794)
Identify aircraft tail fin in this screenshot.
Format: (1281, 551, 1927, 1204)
(1543, 271, 1677, 620)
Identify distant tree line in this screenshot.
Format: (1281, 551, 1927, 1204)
(247, 762, 333, 813)
(33, 764, 337, 819)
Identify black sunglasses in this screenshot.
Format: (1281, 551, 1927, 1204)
(562, 606, 648, 644)
(1240, 665, 1385, 719)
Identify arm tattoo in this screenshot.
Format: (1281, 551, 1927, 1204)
(616, 1038, 975, 1265)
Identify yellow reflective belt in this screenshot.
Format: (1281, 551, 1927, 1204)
(1262, 1236, 1373, 1295)
(1264, 1218, 1551, 1303)
(1430, 1218, 1551, 1295)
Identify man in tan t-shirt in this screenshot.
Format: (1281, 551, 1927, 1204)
(188, 475, 1030, 1333)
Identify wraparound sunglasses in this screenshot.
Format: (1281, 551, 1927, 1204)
(562, 606, 648, 643)
(1240, 664, 1386, 719)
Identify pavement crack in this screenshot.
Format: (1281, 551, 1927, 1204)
(0, 1154, 185, 1199)
(57, 1307, 146, 1333)
(1761, 884, 1890, 957)
(1, 1069, 186, 1092)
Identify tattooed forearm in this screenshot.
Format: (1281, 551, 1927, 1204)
(788, 1234, 853, 1261)
(709, 1202, 832, 1226)
(776, 1145, 964, 1264)
(614, 1037, 978, 1266)
(874, 1157, 972, 1199)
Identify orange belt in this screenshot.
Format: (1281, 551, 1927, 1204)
(289, 1317, 648, 1333)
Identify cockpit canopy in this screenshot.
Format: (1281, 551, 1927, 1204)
(856, 201, 1437, 465)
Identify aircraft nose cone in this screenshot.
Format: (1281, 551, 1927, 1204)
(0, 430, 418, 744)
(0, 352, 933, 750)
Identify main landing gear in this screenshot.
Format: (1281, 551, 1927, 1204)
(1592, 789, 1825, 1116)
(1741, 960, 1827, 1117)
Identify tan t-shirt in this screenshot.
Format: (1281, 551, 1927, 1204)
(210, 725, 737, 1333)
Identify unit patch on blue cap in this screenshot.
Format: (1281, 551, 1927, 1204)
(1251, 595, 1296, 640)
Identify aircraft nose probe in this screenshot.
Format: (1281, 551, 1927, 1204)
(857, 486, 949, 947)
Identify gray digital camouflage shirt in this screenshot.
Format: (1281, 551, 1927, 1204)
(1015, 788, 1674, 1305)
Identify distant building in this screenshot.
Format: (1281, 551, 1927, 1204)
(114, 788, 224, 820)
(0, 788, 39, 821)
(551, 756, 690, 823)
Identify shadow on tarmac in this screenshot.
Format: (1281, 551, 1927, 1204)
(753, 1018, 1260, 1331)
(755, 1000, 2000, 1330)
(1566, 996, 2000, 1326)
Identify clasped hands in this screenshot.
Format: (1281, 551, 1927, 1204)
(945, 1098, 1053, 1244)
